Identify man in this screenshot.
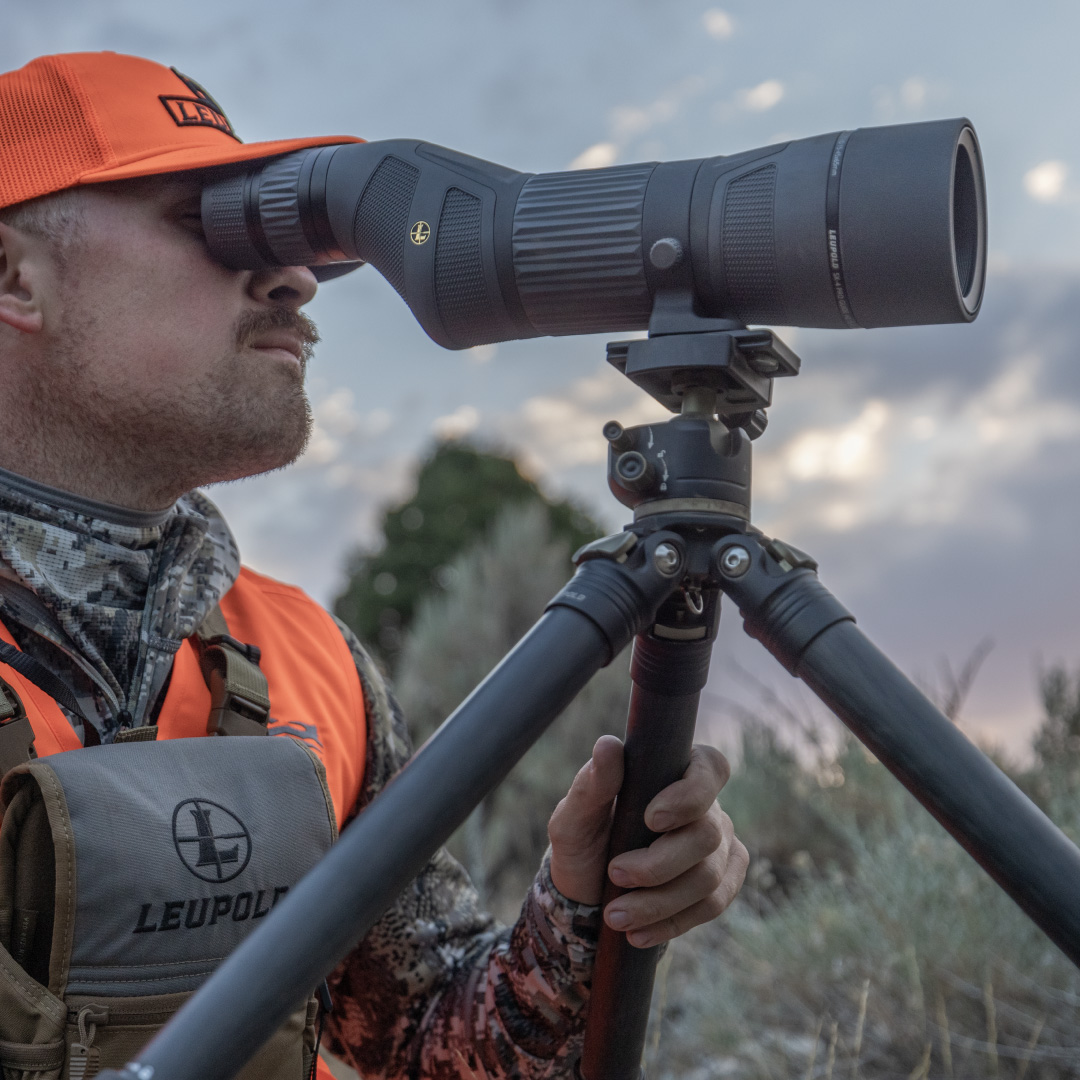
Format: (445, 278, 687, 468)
(0, 52, 748, 1078)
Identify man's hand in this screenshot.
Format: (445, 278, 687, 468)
(548, 735, 749, 948)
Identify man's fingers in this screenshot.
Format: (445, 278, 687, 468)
(604, 836, 750, 948)
(609, 804, 731, 889)
(643, 744, 731, 832)
(548, 735, 625, 905)
(578, 734, 625, 809)
(548, 735, 624, 856)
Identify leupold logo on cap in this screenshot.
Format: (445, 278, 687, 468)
(172, 798, 252, 882)
(159, 68, 240, 141)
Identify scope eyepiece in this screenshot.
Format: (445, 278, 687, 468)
(203, 118, 986, 347)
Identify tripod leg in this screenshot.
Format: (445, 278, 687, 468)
(98, 533, 684, 1080)
(718, 533, 1080, 969)
(580, 633, 713, 1080)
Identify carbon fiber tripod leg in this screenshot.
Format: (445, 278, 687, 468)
(580, 633, 713, 1080)
(96, 532, 684, 1080)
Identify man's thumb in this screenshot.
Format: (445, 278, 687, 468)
(551, 735, 625, 843)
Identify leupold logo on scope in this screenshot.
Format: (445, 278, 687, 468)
(409, 221, 431, 245)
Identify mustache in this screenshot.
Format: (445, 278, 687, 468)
(234, 308, 320, 365)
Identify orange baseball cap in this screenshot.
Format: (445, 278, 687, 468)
(0, 51, 363, 210)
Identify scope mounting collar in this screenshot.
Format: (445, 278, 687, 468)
(605, 289, 801, 439)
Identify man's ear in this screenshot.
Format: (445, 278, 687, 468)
(0, 222, 45, 334)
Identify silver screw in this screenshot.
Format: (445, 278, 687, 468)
(719, 545, 751, 577)
(653, 542, 682, 576)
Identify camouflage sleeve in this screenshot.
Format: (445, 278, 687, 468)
(323, 618, 601, 1079)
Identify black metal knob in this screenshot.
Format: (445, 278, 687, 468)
(603, 420, 634, 452)
(614, 451, 654, 492)
(649, 237, 684, 270)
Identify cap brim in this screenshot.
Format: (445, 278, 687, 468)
(78, 133, 363, 184)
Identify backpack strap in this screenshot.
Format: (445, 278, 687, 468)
(194, 605, 271, 737)
(0, 603, 274, 758)
(0, 674, 33, 776)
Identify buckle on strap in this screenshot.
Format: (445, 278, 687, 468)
(0, 676, 35, 776)
(195, 606, 271, 738)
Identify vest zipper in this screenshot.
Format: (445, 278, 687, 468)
(68, 1003, 108, 1080)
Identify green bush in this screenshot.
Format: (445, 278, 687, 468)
(373, 447, 1080, 1076)
(334, 441, 600, 666)
(394, 502, 630, 922)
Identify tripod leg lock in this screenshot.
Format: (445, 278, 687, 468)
(546, 530, 684, 664)
(715, 534, 854, 674)
(630, 631, 712, 695)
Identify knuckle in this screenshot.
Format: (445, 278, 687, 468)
(635, 896, 663, 925)
(702, 858, 725, 894)
(702, 811, 727, 851)
(696, 744, 731, 788)
(703, 891, 728, 920)
(733, 839, 750, 872)
(638, 864, 665, 889)
(547, 802, 573, 844)
(660, 914, 683, 941)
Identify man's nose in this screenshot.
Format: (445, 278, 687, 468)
(248, 265, 318, 309)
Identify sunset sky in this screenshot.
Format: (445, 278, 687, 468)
(5, 0, 1080, 755)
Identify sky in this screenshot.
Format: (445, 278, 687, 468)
(4, 0, 1080, 756)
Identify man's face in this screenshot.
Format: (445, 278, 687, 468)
(20, 173, 320, 504)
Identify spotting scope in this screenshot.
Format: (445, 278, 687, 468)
(202, 118, 986, 349)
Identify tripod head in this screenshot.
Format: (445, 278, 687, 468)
(581, 289, 804, 638)
(603, 288, 799, 519)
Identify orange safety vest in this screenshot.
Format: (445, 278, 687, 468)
(0, 566, 368, 1080)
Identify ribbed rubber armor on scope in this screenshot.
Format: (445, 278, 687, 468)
(253, 152, 321, 267)
(512, 163, 655, 335)
(435, 188, 503, 348)
(721, 164, 782, 324)
(353, 156, 419, 300)
(202, 179, 253, 266)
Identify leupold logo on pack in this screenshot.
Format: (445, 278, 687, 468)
(160, 68, 240, 141)
(172, 798, 252, 883)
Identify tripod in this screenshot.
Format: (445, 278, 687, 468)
(102, 294, 1080, 1080)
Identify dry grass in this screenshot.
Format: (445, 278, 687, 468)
(641, 723, 1080, 1079)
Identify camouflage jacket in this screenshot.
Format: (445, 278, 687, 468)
(0, 465, 599, 1079)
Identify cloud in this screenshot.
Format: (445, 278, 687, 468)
(315, 387, 361, 436)
(497, 368, 668, 474)
(433, 404, 481, 440)
(754, 351, 1080, 536)
(900, 76, 928, 109)
(872, 76, 947, 121)
(738, 79, 784, 112)
(296, 389, 391, 468)
(570, 74, 709, 169)
(466, 344, 498, 366)
(1024, 160, 1068, 203)
(701, 8, 734, 40)
(569, 141, 618, 170)
(781, 400, 890, 484)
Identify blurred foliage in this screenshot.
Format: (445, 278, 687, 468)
(333, 441, 601, 667)
(339, 438, 1080, 1075)
(1033, 662, 1080, 776)
(642, 664, 1080, 1080)
(394, 501, 630, 922)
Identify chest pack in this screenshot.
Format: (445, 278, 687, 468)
(0, 736, 337, 1080)
(0, 583, 362, 1080)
